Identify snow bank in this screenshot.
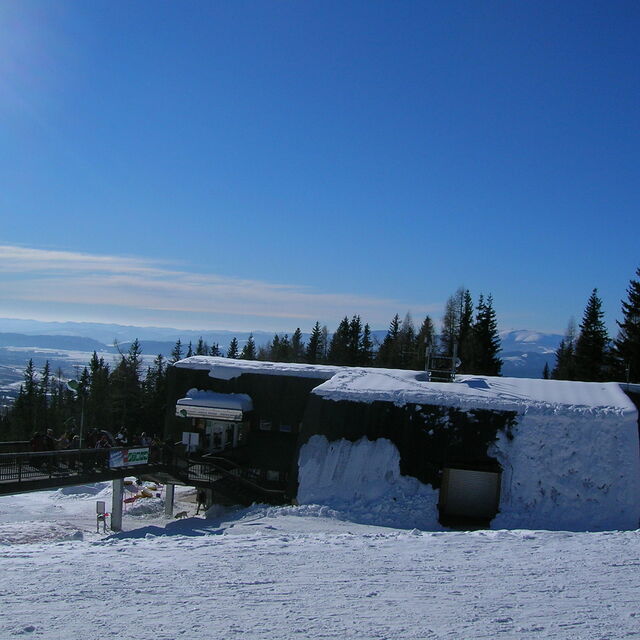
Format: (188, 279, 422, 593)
(126, 498, 164, 517)
(55, 483, 111, 498)
(491, 411, 640, 531)
(297, 436, 442, 531)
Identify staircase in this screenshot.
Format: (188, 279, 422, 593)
(170, 452, 287, 506)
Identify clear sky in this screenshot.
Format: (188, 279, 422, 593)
(1, 1, 638, 335)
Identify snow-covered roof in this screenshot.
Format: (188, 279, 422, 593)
(314, 369, 637, 416)
(174, 356, 637, 416)
(175, 356, 341, 381)
(177, 388, 253, 412)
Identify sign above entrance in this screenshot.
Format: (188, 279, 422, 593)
(176, 405, 243, 421)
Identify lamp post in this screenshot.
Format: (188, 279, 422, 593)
(67, 379, 85, 449)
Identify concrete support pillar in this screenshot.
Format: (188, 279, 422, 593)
(165, 483, 175, 518)
(111, 478, 124, 532)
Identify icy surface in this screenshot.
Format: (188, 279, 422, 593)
(1, 488, 640, 639)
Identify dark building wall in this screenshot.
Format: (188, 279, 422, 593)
(299, 396, 518, 490)
(165, 366, 325, 490)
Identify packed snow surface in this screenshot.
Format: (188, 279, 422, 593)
(1, 486, 640, 639)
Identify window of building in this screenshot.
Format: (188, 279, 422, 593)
(259, 419, 272, 431)
(279, 423, 292, 433)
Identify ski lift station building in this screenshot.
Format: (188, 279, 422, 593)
(166, 357, 640, 531)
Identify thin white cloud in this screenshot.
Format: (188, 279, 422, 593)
(0, 244, 441, 329)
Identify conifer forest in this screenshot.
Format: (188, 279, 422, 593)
(2, 267, 640, 442)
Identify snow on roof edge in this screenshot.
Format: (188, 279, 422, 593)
(173, 356, 638, 417)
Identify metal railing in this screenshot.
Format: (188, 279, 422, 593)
(0, 445, 286, 504)
(0, 447, 153, 486)
(175, 452, 285, 497)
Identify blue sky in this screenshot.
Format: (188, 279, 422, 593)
(1, 1, 638, 335)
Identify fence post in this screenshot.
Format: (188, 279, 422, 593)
(164, 483, 175, 517)
(111, 478, 124, 532)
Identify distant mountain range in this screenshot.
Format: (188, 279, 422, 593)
(0, 319, 562, 398)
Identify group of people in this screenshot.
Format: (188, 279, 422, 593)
(113, 428, 159, 448)
(30, 429, 78, 452)
(30, 428, 164, 451)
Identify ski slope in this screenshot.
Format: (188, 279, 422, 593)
(1, 485, 639, 639)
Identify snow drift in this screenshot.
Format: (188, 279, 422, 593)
(298, 436, 442, 530)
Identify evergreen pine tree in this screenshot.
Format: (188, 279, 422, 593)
(86, 351, 111, 432)
(574, 288, 610, 381)
(305, 322, 323, 364)
(169, 339, 183, 364)
(195, 337, 207, 355)
(376, 314, 401, 367)
(48, 367, 68, 435)
(140, 354, 167, 435)
(551, 319, 577, 380)
(240, 334, 257, 360)
(186, 341, 193, 358)
(327, 317, 351, 365)
(268, 334, 280, 361)
(227, 337, 239, 359)
(11, 359, 37, 437)
(471, 294, 502, 376)
(414, 315, 436, 370)
(542, 362, 550, 379)
(209, 342, 221, 357)
(291, 328, 305, 362)
(458, 290, 479, 373)
(110, 340, 144, 432)
(615, 267, 640, 383)
(280, 334, 292, 361)
(360, 323, 374, 366)
(347, 315, 363, 366)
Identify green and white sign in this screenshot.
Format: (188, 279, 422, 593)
(109, 447, 150, 468)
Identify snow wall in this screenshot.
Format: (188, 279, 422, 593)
(490, 410, 640, 531)
(298, 416, 640, 532)
(297, 436, 443, 530)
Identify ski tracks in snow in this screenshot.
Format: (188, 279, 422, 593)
(1, 520, 639, 639)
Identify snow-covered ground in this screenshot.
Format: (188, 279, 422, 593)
(1, 484, 639, 639)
